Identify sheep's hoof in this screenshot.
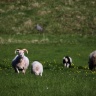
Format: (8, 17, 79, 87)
(40, 73, 42, 76)
(22, 70, 26, 74)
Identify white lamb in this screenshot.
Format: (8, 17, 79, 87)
(12, 49, 29, 74)
(31, 61, 43, 76)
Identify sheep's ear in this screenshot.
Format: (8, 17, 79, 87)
(15, 49, 20, 54)
(22, 49, 28, 54)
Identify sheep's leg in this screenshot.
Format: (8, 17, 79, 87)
(67, 63, 70, 68)
(40, 73, 42, 76)
(22, 69, 26, 74)
(64, 63, 66, 67)
(16, 68, 19, 73)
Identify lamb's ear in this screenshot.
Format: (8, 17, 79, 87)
(22, 49, 28, 54)
(15, 49, 20, 54)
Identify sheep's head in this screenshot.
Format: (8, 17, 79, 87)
(15, 49, 28, 58)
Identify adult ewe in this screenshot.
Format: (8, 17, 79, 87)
(63, 56, 72, 68)
(12, 49, 29, 74)
(31, 61, 43, 76)
(88, 51, 96, 70)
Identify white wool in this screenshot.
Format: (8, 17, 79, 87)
(69, 57, 72, 63)
(31, 61, 43, 76)
(12, 49, 29, 74)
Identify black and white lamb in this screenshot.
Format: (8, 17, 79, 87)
(12, 49, 29, 74)
(63, 56, 72, 68)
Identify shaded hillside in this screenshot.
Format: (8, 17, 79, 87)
(0, 0, 96, 35)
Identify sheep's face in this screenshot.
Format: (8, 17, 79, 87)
(17, 50, 25, 58)
(65, 58, 68, 62)
(15, 49, 28, 58)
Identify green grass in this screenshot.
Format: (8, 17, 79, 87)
(0, 68, 96, 96)
(0, 34, 96, 96)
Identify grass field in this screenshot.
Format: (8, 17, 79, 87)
(0, 34, 96, 96)
(0, 0, 96, 96)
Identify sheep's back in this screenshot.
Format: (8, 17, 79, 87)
(31, 61, 43, 72)
(89, 51, 96, 59)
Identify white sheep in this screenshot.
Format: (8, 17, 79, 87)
(12, 49, 29, 74)
(63, 56, 72, 68)
(88, 51, 96, 70)
(31, 61, 43, 76)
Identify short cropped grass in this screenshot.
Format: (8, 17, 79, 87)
(0, 69, 96, 96)
(0, 34, 96, 96)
